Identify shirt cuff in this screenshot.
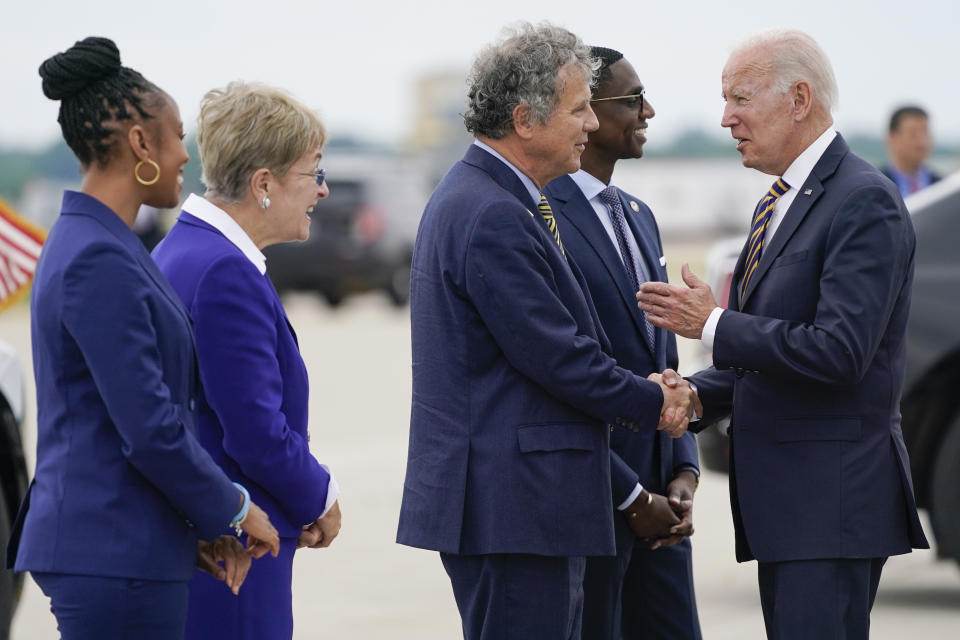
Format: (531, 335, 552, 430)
(319, 465, 339, 517)
(617, 483, 644, 511)
(701, 307, 724, 351)
(688, 380, 700, 421)
(673, 464, 700, 478)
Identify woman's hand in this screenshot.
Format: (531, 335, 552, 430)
(197, 536, 252, 595)
(240, 500, 280, 558)
(298, 500, 342, 549)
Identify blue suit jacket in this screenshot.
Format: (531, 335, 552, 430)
(8, 191, 237, 581)
(397, 145, 667, 558)
(690, 135, 928, 562)
(544, 176, 699, 508)
(153, 212, 330, 539)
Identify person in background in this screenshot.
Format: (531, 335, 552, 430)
(153, 81, 341, 640)
(133, 203, 165, 250)
(880, 105, 941, 198)
(638, 28, 929, 639)
(7, 36, 279, 640)
(397, 22, 695, 640)
(544, 46, 702, 640)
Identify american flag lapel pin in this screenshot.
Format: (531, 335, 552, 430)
(803, 188, 813, 196)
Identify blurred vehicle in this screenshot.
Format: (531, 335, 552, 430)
(0, 341, 27, 640)
(263, 154, 429, 307)
(898, 171, 960, 565)
(694, 171, 960, 567)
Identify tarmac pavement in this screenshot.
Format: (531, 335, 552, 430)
(3, 285, 958, 639)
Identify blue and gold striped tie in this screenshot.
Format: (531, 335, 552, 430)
(538, 195, 565, 258)
(741, 178, 790, 301)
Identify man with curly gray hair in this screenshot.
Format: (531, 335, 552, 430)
(397, 22, 698, 640)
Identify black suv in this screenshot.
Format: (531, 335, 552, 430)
(264, 154, 428, 307)
(0, 342, 28, 639)
(898, 173, 960, 563)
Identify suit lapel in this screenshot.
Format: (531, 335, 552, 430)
(550, 176, 655, 360)
(739, 134, 849, 307)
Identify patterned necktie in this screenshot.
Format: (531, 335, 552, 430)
(598, 186, 656, 351)
(741, 177, 791, 301)
(538, 195, 565, 257)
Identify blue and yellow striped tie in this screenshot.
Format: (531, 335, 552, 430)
(538, 195, 565, 258)
(741, 178, 790, 301)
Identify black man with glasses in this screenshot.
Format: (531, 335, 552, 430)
(544, 47, 703, 640)
(153, 81, 342, 640)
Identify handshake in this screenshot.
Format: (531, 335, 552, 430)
(650, 369, 702, 438)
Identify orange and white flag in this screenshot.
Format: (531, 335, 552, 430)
(0, 197, 45, 312)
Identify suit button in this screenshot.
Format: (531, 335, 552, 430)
(610, 426, 614, 432)
(188, 398, 196, 411)
(735, 368, 745, 379)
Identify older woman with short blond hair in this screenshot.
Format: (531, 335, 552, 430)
(153, 81, 341, 640)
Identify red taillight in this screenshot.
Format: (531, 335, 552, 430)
(353, 205, 386, 244)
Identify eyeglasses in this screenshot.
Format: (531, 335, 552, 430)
(293, 168, 326, 186)
(590, 89, 646, 105)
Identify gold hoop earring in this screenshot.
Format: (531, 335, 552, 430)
(135, 159, 161, 186)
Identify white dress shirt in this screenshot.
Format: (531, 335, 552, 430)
(181, 193, 340, 518)
(701, 127, 837, 349)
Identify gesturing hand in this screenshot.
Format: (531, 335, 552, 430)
(624, 489, 681, 540)
(240, 500, 280, 559)
(637, 264, 718, 339)
(298, 500, 342, 549)
(196, 536, 251, 595)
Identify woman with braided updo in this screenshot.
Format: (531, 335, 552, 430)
(6, 37, 280, 640)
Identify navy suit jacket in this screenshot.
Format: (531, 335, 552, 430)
(397, 145, 668, 557)
(8, 191, 237, 581)
(153, 212, 331, 539)
(544, 176, 699, 508)
(690, 135, 928, 563)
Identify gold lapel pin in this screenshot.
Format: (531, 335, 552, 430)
(629, 201, 640, 212)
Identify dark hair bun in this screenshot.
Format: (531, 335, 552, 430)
(39, 36, 122, 101)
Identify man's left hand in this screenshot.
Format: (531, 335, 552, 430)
(637, 264, 717, 339)
(650, 470, 697, 550)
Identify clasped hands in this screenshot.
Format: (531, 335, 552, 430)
(297, 499, 342, 549)
(197, 497, 341, 595)
(651, 369, 702, 437)
(624, 470, 698, 550)
(196, 496, 279, 594)
(196, 536, 252, 595)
